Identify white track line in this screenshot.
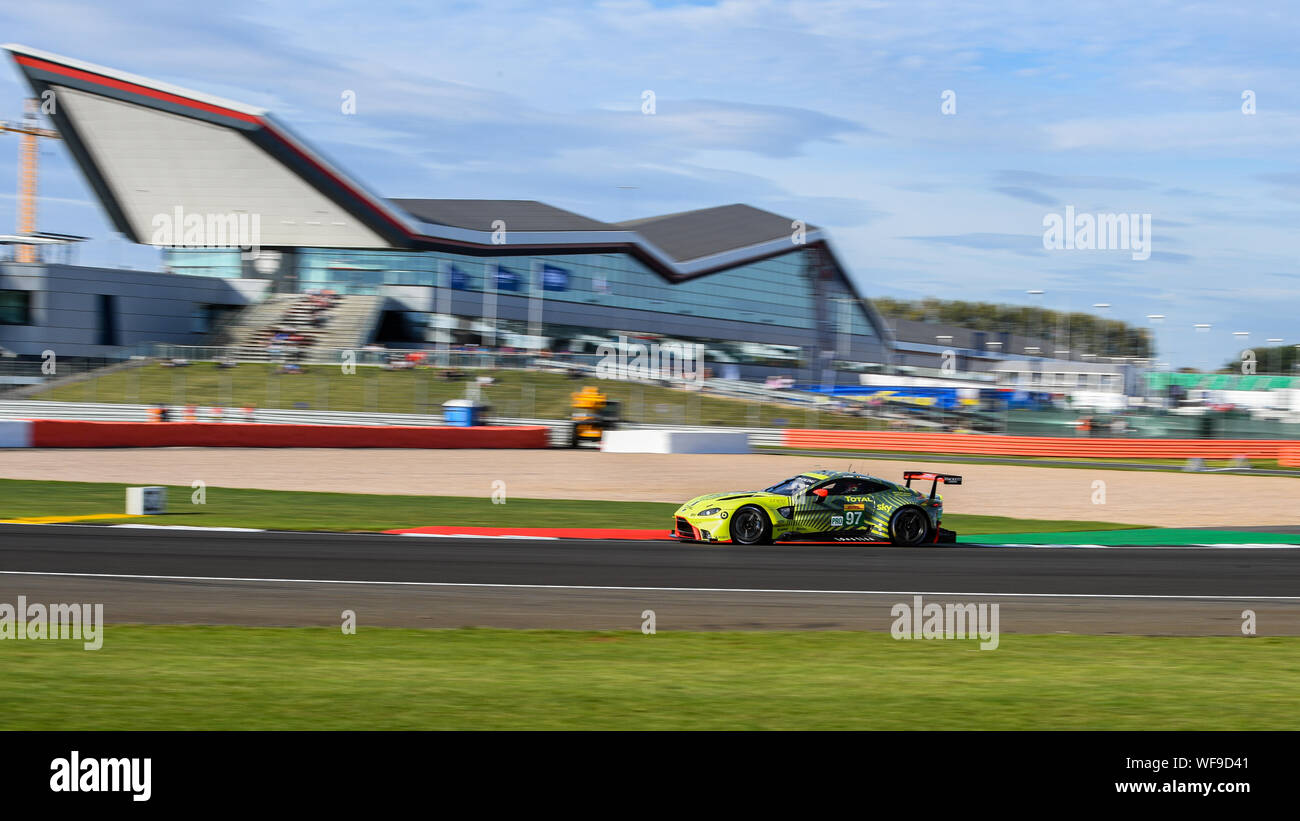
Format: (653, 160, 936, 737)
(0, 570, 1296, 601)
(111, 524, 266, 532)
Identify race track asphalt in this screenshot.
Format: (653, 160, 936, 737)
(2, 524, 1298, 634)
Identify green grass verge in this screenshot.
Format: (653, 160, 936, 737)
(941, 515, 1145, 535)
(0, 478, 1146, 534)
(0, 478, 674, 531)
(33, 362, 889, 430)
(2, 626, 1295, 729)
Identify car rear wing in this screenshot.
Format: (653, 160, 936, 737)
(903, 471, 963, 499)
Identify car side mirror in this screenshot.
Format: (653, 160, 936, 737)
(812, 488, 829, 501)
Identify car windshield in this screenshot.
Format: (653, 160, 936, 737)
(763, 474, 817, 496)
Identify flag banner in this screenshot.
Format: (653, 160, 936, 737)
(495, 266, 521, 292)
(541, 264, 569, 292)
(449, 265, 469, 290)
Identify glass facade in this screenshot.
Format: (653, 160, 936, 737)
(0, 289, 32, 325)
(166, 247, 875, 334)
(290, 249, 828, 332)
(163, 245, 885, 370)
(163, 249, 244, 279)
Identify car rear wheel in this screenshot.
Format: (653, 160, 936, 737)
(888, 507, 931, 546)
(730, 506, 772, 545)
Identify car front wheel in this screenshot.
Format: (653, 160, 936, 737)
(730, 506, 772, 545)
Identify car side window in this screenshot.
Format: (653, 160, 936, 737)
(821, 478, 888, 496)
(819, 479, 852, 496)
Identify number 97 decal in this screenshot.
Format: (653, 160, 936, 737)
(844, 511, 863, 526)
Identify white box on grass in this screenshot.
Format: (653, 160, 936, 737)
(126, 486, 167, 515)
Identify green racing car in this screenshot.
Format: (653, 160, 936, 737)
(671, 469, 961, 546)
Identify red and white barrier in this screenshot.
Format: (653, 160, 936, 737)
(782, 429, 1297, 460)
(5, 420, 548, 449)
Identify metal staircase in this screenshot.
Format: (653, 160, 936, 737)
(211, 294, 386, 361)
(308, 295, 385, 351)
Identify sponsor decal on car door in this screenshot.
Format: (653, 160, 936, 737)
(793, 485, 838, 534)
(795, 482, 875, 535)
(841, 499, 873, 532)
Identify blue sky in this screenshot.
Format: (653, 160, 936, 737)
(2, 0, 1297, 368)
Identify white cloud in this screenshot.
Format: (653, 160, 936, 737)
(1045, 111, 1300, 152)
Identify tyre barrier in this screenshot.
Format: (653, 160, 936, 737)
(5, 420, 548, 449)
(782, 429, 1297, 460)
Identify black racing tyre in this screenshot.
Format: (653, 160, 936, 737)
(730, 505, 772, 545)
(888, 506, 932, 546)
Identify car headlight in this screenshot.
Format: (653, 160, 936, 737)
(697, 507, 721, 517)
(777, 506, 793, 519)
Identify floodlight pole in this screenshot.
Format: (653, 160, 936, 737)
(528, 258, 543, 348)
(436, 259, 450, 367)
(484, 263, 498, 350)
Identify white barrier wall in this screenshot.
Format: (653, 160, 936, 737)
(601, 430, 750, 454)
(0, 420, 32, 448)
(1204, 388, 1300, 412)
(1068, 391, 1129, 411)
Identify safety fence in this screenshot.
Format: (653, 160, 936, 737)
(0, 401, 784, 448)
(3, 401, 1294, 457)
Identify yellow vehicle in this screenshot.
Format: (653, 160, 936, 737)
(569, 386, 621, 447)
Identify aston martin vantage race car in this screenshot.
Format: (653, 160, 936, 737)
(672, 469, 961, 546)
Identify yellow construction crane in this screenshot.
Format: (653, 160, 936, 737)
(0, 98, 60, 263)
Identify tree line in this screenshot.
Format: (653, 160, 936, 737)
(872, 297, 1154, 359)
(1219, 344, 1298, 375)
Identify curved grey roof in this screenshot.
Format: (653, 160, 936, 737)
(4, 43, 841, 282)
(392, 199, 620, 233)
(617, 204, 813, 263)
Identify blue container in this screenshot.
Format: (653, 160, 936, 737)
(442, 399, 485, 427)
